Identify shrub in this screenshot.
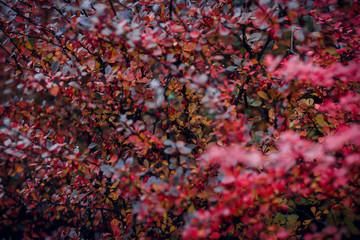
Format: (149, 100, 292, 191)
(1, 0, 359, 239)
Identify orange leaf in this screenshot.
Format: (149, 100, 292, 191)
(109, 155, 118, 163)
(49, 85, 59, 97)
(272, 42, 278, 50)
(25, 41, 33, 50)
(108, 192, 118, 200)
(311, 206, 316, 215)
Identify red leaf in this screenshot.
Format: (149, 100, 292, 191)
(219, 25, 230, 36)
(190, 30, 201, 38)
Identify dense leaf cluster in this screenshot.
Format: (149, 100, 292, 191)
(1, 0, 360, 239)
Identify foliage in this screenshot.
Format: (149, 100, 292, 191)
(1, 0, 360, 239)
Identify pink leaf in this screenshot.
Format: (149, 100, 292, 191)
(190, 30, 201, 38)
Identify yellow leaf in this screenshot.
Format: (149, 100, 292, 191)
(268, 108, 275, 120)
(25, 41, 33, 50)
(161, 224, 166, 231)
(170, 226, 176, 233)
(109, 116, 116, 122)
(83, 110, 91, 116)
(187, 204, 195, 214)
(143, 159, 149, 168)
(188, 103, 197, 113)
(300, 130, 307, 137)
(305, 98, 314, 106)
(257, 91, 269, 100)
(111, 181, 119, 189)
(177, 119, 184, 126)
(57, 206, 65, 211)
(95, 61, 100, 71)
(303, 219, 312, 225)
(315, 114, 328, 127)
(311, 206, 316, 215)
(108, 192, 118, 201)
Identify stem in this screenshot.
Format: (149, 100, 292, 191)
(170, 0, 173, 20)
(108, 0, 119, 21)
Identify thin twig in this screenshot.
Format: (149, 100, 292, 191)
(108, 0, 119, 21)
(170, 0, 173, 20)
(233, 75, 251, 106)
(291, 27, 294, 50)
(257, 36, 272, 61)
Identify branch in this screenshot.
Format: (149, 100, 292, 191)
(108, 0, 119, 21)
(233, 75, 251, 106)
(170, 0, 173, 20)
(257, 36, 272, 61)
(241, 25, 254, 58)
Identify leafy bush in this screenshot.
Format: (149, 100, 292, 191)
(1, 0, 360, 239)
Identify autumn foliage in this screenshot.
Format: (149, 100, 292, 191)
(1, 0, 360, 239)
